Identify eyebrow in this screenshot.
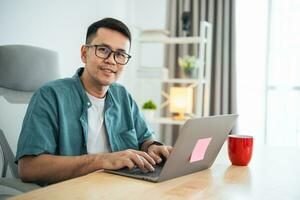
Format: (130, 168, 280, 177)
(97, 43, 126, 52)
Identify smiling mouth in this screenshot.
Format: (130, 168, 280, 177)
(99, 66, 116, 73)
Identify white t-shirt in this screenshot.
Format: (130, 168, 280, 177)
(86, 92, 110, 154)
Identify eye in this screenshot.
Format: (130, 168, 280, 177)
(115, 51, 127, 59)
(97, 46, 110, 54)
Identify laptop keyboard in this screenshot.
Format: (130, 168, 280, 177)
(116, 164, 163, 178)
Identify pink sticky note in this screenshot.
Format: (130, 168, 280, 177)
(189, 138, 212, 163)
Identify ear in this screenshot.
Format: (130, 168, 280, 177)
(81, 45, 87, 63)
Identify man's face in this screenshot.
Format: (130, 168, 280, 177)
(81, 27, 130, 86)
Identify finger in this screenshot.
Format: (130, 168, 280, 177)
(160, 147, 171, 159)
(139, 155, 155, 172)
(129, 153, 146, 171)
(148, 151, 162, 164)
(123, 159, 136, 170)
(133, 150, 156, 166)
(167, 146, 173, 152)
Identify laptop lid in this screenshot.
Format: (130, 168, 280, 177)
(157, 114, 238, 182)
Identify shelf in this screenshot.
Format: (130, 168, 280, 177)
(148, 117, 186, 125)
(137, 21, 213, 119)
(162, 78, 204, 84)
(139, 36, 207, 44)
(137, 78, 206, 84)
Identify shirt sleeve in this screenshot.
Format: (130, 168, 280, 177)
(15, 86, 59, 162)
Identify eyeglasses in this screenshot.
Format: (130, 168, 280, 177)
(85, 45, 131, 65)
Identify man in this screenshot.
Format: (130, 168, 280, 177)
(16, 18, 172, 185)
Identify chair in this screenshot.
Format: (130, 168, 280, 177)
(0, 129, 40, 199)
(0, 45, 60, 199)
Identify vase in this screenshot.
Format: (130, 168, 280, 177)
(182, 68, 198, 79)
(142, 109, 155, 120)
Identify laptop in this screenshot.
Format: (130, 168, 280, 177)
(105, 114, 238, 182)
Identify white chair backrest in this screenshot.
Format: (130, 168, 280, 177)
(0, 45, 60, 177)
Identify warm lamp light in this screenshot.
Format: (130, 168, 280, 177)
(169, 87, 193, 120)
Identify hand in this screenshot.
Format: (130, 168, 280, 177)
(101, 149, 156, 172)
(147, 145, 173, 164)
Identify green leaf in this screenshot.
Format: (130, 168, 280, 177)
(142, 100, 157, 109)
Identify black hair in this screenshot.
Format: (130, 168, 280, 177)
(85, 18, 131, 45)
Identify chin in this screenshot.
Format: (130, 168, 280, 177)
(98, 78, 116, 86)
(95, 73, 116, 85)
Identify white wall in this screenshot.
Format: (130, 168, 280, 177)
(0, 0, 167, 175)
(0, 0, 130, 77)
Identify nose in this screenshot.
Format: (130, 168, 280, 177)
(104, 52, 117, 65)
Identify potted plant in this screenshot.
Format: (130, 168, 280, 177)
(142, 100, 157, 120)
(178, 55, 199, 78)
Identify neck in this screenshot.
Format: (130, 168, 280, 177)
(80, 69, 108, 98)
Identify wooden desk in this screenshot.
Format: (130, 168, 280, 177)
(10, 145, 300, 200)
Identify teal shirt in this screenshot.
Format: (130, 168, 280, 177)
(15, 68, 154, 162)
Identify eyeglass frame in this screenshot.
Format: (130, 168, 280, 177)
(84, 44, 132, 65)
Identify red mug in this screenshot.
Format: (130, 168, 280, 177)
(227, 135, 253, 166)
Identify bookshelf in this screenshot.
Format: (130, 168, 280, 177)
(136, 21, 213, 124)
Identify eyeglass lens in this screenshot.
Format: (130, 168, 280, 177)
(95, 46, 129, 64)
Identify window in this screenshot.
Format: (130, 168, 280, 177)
(236, 0, 269, 145)
(266, 0, 300, 147)
(236, 0, 300, 147)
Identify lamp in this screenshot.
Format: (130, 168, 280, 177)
(169, 87, 193, 120)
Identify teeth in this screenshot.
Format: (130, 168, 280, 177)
(103, 68, 114, 73)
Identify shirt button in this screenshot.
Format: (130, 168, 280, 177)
(87, 102, 91, 106)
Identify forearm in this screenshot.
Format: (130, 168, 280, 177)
(18, 154, 104, 184)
